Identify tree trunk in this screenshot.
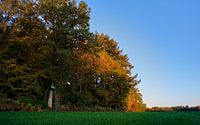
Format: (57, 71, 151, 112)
(54, 89, 58, 111)
(48, 90, 53, 108)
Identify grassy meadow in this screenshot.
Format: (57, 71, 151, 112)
(0, 112, 200, 125)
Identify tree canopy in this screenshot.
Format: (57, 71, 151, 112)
(0, 0, 144, 111)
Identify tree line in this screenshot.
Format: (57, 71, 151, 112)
(0, 0, 145, 112)
(146, 106, 200, 112)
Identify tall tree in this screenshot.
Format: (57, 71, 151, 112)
(0, 0, 48, 101)
(0, 0, 144, 111)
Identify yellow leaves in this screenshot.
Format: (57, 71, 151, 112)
(97, 52, 126, 75)
(79, 1, 89, 14)
(79, 1, 88, 10)
(1, 22, 7, 32)
(123, 87, 145, 112)
(80, 53, 97, 70)
(80, 51, 127, 76)
(40, 0, 68, 6)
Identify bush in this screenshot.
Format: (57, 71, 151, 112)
(0, 98, 43, 112)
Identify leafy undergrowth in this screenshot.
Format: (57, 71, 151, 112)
(0, 112, 200, 125)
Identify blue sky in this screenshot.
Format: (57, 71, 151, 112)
(80, 0, 200, 107)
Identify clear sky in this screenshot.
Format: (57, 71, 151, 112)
(79, 0, 200, 107)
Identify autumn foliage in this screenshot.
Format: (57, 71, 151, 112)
(0, 0, 144, 111)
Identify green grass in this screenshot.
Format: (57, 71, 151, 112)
(0, 112, 200, 125)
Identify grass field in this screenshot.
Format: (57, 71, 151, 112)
(0, 112, 200, 125)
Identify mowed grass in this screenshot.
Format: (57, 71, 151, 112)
(0, 112, 200, 125)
